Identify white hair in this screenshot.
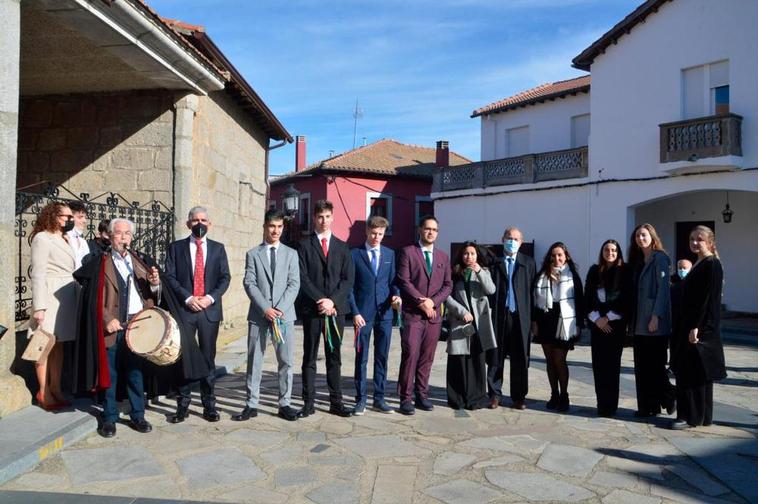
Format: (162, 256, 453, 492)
(188, 206, 210, 220)
(109, 218, 135, 234)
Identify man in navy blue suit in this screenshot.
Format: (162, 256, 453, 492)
(349, 215, 401, 415)
(164, 206, 231, 423)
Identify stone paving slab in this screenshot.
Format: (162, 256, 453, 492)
(423, 479, 503, 504)
(61, 445, 163, 486)
(175, 448, 264, 489)
(602, 489, 661, 504)
(536, 443, 603, 477)
(484, 469, 595, 502)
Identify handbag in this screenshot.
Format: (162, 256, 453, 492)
(22, 328, 56, 362)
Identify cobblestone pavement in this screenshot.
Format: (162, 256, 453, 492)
(2, 327, 757, 503)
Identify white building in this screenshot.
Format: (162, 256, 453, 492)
(433, 0, 757, 313)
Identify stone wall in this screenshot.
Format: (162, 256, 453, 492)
(191, 91, 270, 327)
(17, 90, 176, 205)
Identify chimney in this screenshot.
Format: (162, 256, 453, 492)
(295, 135, 307, 172)
(435, 140, 449, 168)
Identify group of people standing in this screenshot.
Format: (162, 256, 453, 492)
(27, 196, 725, 438)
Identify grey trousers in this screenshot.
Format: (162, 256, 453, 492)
(244, 321, 294, 408)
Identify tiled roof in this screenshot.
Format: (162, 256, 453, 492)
(271, 139, 471, 184)
(471, 75, 590, 118)
(573, 0, 673, 71)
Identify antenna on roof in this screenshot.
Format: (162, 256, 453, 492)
(362, 137, 367, 146)
(329, 149, 335, 158)
(352, 98, 363, 149)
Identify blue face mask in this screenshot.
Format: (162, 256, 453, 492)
(503, 239, 520, 255)
(677, 269, 689, 279)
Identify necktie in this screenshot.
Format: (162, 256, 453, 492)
(193, 239, 205, 297)
(424, 250, 432, 275)
(270, 246, 277, 279)
(370, 249, 379, 275)
(321, 237, 328, 258)
(506, 257, 516, 312)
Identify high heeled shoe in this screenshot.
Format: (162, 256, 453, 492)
(35, 391, 63, 411)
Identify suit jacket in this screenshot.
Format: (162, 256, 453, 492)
(348, 245, 399, 322)
(630, 250, 671, 336)
(101, 251, 159, 348)
(489, 251, 536, 359)
(396, 244, 453, 325)
(30, 231, 78, 341)
(164, 236, 231, 323)
(445, 268, 497, 355)
(244, 243, 300, 325)
(295, 233, 355, 318)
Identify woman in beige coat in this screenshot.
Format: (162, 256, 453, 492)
(30, 202, 79, 410)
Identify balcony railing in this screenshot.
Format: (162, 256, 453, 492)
(433, 146, 588, 192)
(659, 113, 742, 163)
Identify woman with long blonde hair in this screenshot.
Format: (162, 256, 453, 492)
(670, 226, 726, 429)
(29, 201, 79, 410)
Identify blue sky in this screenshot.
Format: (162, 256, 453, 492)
(149, 0, 641, 174)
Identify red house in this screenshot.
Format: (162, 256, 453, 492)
(269, 138, 470, 248)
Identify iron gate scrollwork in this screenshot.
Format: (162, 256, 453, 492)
(15, 183, 175, 322)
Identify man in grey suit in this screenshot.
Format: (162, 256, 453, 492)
(233, 210, 301, 422)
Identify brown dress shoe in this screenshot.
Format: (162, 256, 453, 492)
(511, 400, 526, 410)
(489, 397, 499, 409)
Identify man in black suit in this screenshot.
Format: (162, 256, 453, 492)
(296, 199, 355, 418)
(164, 206, 231, 422)
(487, 226, 536, 410)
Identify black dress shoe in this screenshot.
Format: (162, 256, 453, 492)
(634, 409, 656, 418)
(169, 406, 189, 424)
(398, 401, 415, 416)
(329, 404, 353, 417)
(127, 418, 152, 433)
(278, 406, 299, 421)
(414, 398, 434, 411)
(298, 405, 316, 418)
(669, 419, 691, 430)
(98, 421, 116, 438)
(231, 406, 257, 421)
(203, 408, 221, 422)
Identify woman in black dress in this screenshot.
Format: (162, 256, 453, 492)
(445, 242, 497, 410)
(532, 242, 585, 412)
(670, 225, 726, 429)
(585, 240, 627, 417)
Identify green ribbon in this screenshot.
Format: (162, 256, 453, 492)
(324, 314, 342, 351)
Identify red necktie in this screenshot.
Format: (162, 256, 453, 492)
(193, 239, 205, 296)
(321, 237, 328, 258)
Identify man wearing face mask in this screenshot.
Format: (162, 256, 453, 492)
(669, 259, 692, 368)
(487, 227, 536, 410)
(164, 206, 231, 423)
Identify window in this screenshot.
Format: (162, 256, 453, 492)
(570, 114, 590, 148)
(366, 192, 393, 235)
(298, 193, 311, 234)
(268, 200, 276, 210)
(682, 60, 729, 119)
(415, 196, 433, 226)
(506, 126, 529, 157)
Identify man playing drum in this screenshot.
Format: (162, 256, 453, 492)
(73, 218, 161, 438)
(164, 206, 231, 423)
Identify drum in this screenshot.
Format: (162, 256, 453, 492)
(125, 307, 181, 366)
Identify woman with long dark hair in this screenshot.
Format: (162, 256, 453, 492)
(627, 223, 675, 418)
(585, 240, 627, 417)
(29, 202, 78, 410)
(532, 242, 585, 412)
(670, 225, 726, 429)
(444, 242, 497, 410)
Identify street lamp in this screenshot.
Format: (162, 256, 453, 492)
(282, 184, 300, 219)
(722, 191, 733, 224)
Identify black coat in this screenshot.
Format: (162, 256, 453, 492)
(584, 264, 627, 321)
(72, 250, 211, 399)
(673, 256, 726, 382)
(488, 252, 536, 362)
(295, 233, 355, 319)
(164, 237, 231, 323)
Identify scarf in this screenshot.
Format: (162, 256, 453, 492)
(535, 266, 576, 341)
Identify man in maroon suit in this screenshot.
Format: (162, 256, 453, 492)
(396, 216, 453, 415)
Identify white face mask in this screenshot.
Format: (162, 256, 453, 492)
(503, 239, 520, 255)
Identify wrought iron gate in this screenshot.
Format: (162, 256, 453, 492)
(15, 184, 175, 322)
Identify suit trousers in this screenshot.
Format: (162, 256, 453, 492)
(244, 321, 294, 408)
(178, 310, 220, 409)
(397, 318, 441, 402)
(354, 315, 393, 403)
(487, 310, 528, 402)
(590, 321, 625, 415)
(301, 315, 344, 407)
(633, 335, 675, 414)
(102, 329, 144, 423)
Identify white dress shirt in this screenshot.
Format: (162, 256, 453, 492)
(67, 228, 89, 269)
(316, 231, 332, 253)
(111, 250, 146, 316)
(418, 241, 433, 269)
(187, 235, 214, 305)
(266, 241, 280, 269)
(588, 288, 622, 323)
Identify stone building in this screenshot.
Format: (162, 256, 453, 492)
(1, 0, 291, 416)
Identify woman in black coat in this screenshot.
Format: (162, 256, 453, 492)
(585, 240, 627, 417)
(670, 225, 726, 429)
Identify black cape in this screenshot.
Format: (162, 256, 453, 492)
(73, 249, 211, 400)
